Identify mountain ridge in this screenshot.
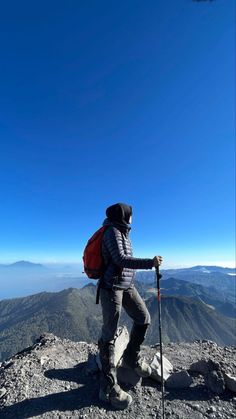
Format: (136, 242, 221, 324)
(135, 276, 236, 318)
(0, 286, 235, 363)
(1, 264, 235, 300)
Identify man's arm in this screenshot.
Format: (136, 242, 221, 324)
(103, 227, 154, 270)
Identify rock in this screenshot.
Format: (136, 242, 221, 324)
(190, 359, 220, 374)
(2, 360, 14, 369)
(204, 370, 225, 394)
(112, 326, 129, 367)
(202, 340, 215, 345)
(207, 406, 217, 413)
(35, 333, 59, 345)
(224, 347, 232, 352)
(192, 404, 201, 411)
(224, 373, 236, 393)
(165, 370, 193, 389)
(96, 326, 129, 370)
(0, 333, 236, 419)
(150, 343, 160, 349)
(190, 359, 209, 373)
(150, 352, 173, 382)
(0, 387, 6, 398)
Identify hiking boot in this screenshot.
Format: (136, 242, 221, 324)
(120, 356, 152, 378)
(120, 323, 152, 377)
(99, 383, 132, 410)
(134, 358, 152, 378)
(98, 339, 132, 410)
(109, 384, 132, 410)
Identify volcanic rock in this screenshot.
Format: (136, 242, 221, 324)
(165, 370, 193, 389)
(0, 333, 235, 419)
(190, 359, 220, 374)
(224, 373, 236, 393)
(204, 369, 225, 394)
(150, 352, 173, 382)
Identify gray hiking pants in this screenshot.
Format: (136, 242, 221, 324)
(100, 286, 151, 344)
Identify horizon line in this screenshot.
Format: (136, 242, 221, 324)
(0, 259, 235, 270)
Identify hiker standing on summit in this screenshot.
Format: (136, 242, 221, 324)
(98, 202, 163, 409)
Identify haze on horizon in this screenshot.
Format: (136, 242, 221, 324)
(0, 259, 235, 271)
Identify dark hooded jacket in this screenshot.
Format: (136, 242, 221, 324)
(100, 203, 154, 290)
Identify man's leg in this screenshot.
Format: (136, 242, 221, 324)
(99, 287, 122, 395)
(99, 288, 132, 409)
(121, 287, 151, 377)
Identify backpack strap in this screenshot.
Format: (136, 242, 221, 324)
(96, 281, 101, 305)
(95, 226, 109, 304)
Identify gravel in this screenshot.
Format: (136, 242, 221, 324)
(0, 333, 235, 419)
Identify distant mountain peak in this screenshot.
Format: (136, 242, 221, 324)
(8, 261, 44, 268)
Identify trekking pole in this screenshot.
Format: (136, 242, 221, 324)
(155, 265, 165, 419)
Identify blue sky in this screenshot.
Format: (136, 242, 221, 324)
(0, 0, 235, 268)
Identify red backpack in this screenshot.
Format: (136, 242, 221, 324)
(82, 226, 107, 279)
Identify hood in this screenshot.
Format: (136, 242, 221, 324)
(103, 202, 132, 233)
(106, 202, 132, 225)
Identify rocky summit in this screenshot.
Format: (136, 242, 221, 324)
(0, 331, 236, 419)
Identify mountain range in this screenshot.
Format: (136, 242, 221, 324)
(0, 282, 235, 363)
(0, 262, 235, 300)
(135, 267, 236, 303)
(0, 261, 88, 300)
(135, 277, 236, 318)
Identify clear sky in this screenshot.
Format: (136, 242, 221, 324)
(0, 0, 235, 268)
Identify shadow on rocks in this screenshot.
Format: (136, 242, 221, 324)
(0, 362, 105, 419)
(164, 384, 211, 402)
(142, 376, 231, 403)
(164, 385, 234, 403)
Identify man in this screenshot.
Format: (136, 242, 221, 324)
(98, 202, 163, 409)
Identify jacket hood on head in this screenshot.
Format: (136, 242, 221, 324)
(106, 202, 132, 225)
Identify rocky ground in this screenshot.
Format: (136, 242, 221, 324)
(0, 333, 235, 419)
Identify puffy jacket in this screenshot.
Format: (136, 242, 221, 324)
(100, 219, 154, 290)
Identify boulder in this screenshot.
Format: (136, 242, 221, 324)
(190, 359, 220, 374)
(224, 373, 236, 393)
(112, 326, 129, 367)
(95, 326, 141, 387)
(0, 388, 6, 399)
(96, 326, 129, 370)
(190, 359, 209, 374)
(204, 370, 225, 395)
(150, 352, 173, 382)
(166, 370, 193, 389)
